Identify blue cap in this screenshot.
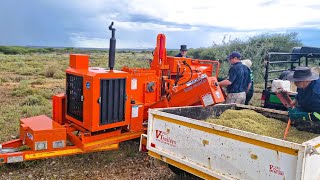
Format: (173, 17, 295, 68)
(227, 52, 241, 60)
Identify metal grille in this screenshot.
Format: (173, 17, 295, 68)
(100, 79, 126, 125)
(66, 74, 83, 121)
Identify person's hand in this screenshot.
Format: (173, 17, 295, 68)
(275, 87, 286, 93)
(290, 99, 296, 107)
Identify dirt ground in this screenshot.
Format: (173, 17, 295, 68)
(1, 140, 194, 180)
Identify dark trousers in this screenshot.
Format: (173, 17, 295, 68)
(245, 91, 253, 105)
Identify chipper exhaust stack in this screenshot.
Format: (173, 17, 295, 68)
(0, 22, 225, 164)
(108, 22, 116, 70)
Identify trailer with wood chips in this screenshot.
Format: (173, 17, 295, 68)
(141, 104, 320, 180)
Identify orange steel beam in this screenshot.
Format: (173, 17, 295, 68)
(1, 130, 140, 163)
(82, 130, 145, 151)
(1, 139, 23, 149)
(0, 143, 119, 163)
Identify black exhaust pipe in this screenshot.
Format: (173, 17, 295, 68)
(108, 22, 116, 70)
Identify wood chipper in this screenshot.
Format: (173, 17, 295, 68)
(0, 22, 225, 163)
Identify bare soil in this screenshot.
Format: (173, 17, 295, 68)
(0, 141, 188, 180)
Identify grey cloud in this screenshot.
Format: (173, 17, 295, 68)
(1, 0, 319, 48)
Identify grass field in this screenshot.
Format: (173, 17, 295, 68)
(0, 52, 265, 179)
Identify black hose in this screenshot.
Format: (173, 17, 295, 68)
(177, 61, 193, 86)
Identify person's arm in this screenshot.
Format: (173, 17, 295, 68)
(218, 79, 232, 87)
(219, 67, 236, 87)
(246, 70, 252, 93)
(246, 82, 252, 94)
(290, 99, 297, 107)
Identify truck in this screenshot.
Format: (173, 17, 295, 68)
(141, 104, 320, 179)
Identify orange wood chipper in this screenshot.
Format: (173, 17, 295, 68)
(0, 22, 225, 163)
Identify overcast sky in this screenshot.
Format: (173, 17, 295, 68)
(1, 0, 320, 49)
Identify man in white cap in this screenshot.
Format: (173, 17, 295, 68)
(241, 59, 254, 105)
(286, 66, 320, 132)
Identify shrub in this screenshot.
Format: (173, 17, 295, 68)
(21, 94, 48, 106)
(43, 63, 60, 78)
(21, 105, 51, 117)
(11, 80, 34, 97)
(188, 32, 302, 83)
(31, 78, 46, 85)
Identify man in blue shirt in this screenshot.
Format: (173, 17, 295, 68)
(287, 66, 320, 132)
(175, 45, 188, 58)
(218, 52, 251, 104)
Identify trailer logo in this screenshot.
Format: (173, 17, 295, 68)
(269, 165, 284, 176)
(155, 130, 177, 147)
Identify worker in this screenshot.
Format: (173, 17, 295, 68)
(175, 45, 188, 58)
(241, 59, 254, 105)
(286, 66, 320, 131)
(218, 52, 251, 104)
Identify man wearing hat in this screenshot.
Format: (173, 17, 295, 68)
(241, 59, 254, 105)
(218, 52, 251, 104)
(175, 45, 188, 58)
(286, 66, 320, 131)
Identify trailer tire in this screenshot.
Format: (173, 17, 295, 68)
(168, 164, 198, 179)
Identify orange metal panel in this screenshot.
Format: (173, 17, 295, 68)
(65, 67, 131, 132)
(130, 104, 144, 131)
(121, 67, 160, 106)
(0, 139, 23, 148)
(81, 129, 121, 143)
(167, 57, 192, 73)
(83, 75, 95, 130)
(69, 54, 89, 69)
(151, 76, 224, 108)
(52, 93, 66, 125)
(20, 115, 67, 151)
(21, 115, 65, 131)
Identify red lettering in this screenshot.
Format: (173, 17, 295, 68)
(269, 165, 284, 176)
(156, 130, 163, 138)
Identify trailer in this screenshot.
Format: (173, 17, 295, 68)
(141, 104, 320, 180)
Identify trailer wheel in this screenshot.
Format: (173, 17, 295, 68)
(168, 164, 199, 179)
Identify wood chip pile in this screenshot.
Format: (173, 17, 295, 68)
(206, 109, 318, 143)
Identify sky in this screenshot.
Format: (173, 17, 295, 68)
(1, 0, 320, 49)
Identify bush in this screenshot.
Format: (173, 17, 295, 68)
(21, 94, 48, 106)
(0, 46, 58, 55)
(11, 80, 34, 97)
(21, 105, 51, 117)
(43, 63, 61, 78)
(31, 78, 46, 85)
(188, 32, 302, 83)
